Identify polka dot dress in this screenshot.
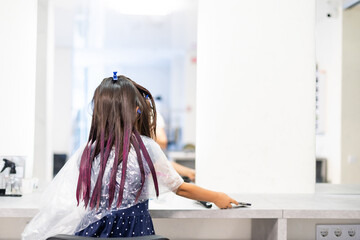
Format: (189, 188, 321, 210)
(75, 200, 155, 238)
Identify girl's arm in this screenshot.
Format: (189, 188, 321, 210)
(143, 136, 235, 208)
(171, 162, 196, 182)
(176, 182, 238, 209)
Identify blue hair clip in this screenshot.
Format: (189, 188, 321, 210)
(145, 95, 149, 99)
(113, 72, 118, 81)
(137, 109, 141, 114)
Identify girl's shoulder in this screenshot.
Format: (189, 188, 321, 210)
(139, 135, 163, 159)
(140, 135, 157, 147)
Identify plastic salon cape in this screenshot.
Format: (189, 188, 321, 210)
(22, 136, 184, 240)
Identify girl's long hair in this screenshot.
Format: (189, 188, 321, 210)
(76, 75, 159, 209)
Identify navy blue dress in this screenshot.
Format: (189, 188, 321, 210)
(75, 200, 155, 238)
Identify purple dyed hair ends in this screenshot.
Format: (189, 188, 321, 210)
(76, 76, 159, 209)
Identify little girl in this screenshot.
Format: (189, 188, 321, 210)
(22, 75, 237, 239)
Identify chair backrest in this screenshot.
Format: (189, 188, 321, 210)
(46, 234, 169, 240)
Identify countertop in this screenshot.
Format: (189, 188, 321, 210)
(1, 190, 360, 219)
(149, 192, 360, 219)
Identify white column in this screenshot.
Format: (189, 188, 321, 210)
(196, 0, 316, 193)
(341, 6, 360, 184)
(33, 0, 54, 183)
(52, 47, 73, 155)
(0, 0, 38, 178)
(315, 0, 343, 184)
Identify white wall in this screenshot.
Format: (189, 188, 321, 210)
(196, 0, 315, 193)
(315, 0, 343, 184)
(0, 0, 38, 178)
(341, 5, 360, 184)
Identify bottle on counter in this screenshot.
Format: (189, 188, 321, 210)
(1, 159, 21, 196)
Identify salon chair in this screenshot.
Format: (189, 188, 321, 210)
(46, 234, 169, 240)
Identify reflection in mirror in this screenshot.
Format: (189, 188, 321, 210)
(315, 0, 360, 184)
(52, 0, 197, 176)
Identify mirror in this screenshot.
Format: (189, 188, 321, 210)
(315, 0, 360, 185)
(51, 0, 198, 175)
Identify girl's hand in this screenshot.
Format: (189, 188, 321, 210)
(175, 183, 238, 209)
(213, 192, 238, 209)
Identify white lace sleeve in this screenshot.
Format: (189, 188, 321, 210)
(22, 146, 86, 240)
(141, 136, 184, 196)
